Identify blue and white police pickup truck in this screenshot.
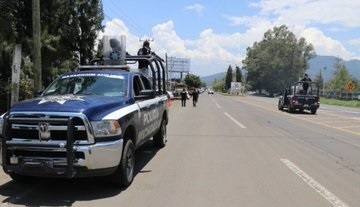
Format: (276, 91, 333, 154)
(0, 45, 169, 187)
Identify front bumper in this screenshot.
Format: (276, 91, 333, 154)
(0, 139, 123, 178)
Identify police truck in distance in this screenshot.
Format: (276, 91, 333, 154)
(278, 81, 320, 114)
(0, 36, 169, 187)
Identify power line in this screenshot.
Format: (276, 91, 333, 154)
(104, 0, 147, 37)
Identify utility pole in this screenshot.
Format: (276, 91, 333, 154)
(32, 0, 42, 93)
(10, 44, 22, 106)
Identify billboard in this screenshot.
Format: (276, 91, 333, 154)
(167, 57, 190, 73)
(231, 82, 242, 93)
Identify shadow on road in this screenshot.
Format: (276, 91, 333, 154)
(0, 140, 160, 206)
(280, 109, 316, 115)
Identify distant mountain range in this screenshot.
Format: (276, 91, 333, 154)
(200, 55, 360, 86)
(307, 56, 360, 81)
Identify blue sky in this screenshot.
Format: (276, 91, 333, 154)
(101, 0, 360, 76)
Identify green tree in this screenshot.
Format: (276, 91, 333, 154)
(327, 57, 354, 92)
(225, 65, 233, 90)
(74, 0, 104, 65)
(235, 66, 242, 82)
(242, 25, 315, 94)
(313, 69, 325, 93)
(0, 0, 104, 112)
(200, 81, 207, 88)
(212, 78, 225, 92)
(184, 73, 201, 88)
(0, 0, 34, 111)
(40, 0, 104, 85)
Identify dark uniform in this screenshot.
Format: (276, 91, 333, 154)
(180, 89, 187, 107)
(137, 41, 151, 69)
(192, 89, 199, 107)
(301, 74, 312, 95)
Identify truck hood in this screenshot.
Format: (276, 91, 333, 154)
(10, 95, 133, 120)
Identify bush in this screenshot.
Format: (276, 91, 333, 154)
(321, 98, 360, 107)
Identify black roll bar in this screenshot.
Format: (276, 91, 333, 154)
(86, 53, 167, 95)
(126, 54, 166, 95)
(66, 117, 76, 178)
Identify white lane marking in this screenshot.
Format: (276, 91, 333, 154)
(321, 106, 360, 115)
(212, 97, 245, 128)
(224, 112, 246, 129)
(280, 159, 349, 207)
(211, 97, 221, 109)
(215, 103, 221, 109)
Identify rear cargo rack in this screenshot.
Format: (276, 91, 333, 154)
(86, 54, 167, 96)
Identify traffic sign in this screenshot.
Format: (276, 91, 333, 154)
(345, 81, 355, 92)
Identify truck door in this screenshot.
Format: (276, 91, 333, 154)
(140, 75, 161, 138)
(134, 75, 160, 145)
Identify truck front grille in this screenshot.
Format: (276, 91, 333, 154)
(5, 112, 93, 143)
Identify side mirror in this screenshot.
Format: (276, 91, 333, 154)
(135, 89, 155, 100)
(34, 89, 43, 97)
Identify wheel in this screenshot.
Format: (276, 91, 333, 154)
(311, 108, 317, 114)
(111, 139, 135, 187)
(153, 118, 167, 148)
(278, 101, 283, 111)
(288, 105, 295, 113)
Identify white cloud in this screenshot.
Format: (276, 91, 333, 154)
(152, 23, 244, 75)
(299, 27, 352, 59)
(225, 15, 272, 28)
(348, 38, 360, 46)
(99, 19, 141, 55)
(151, 21, 187, 57)
(225, 0, 359, 61)
(100, 19, 244, 76)
(101, 0, 360, 76)
(185, 4, 205, 14)
(252, 0, 360, 28)
(346, 38, 360, 60)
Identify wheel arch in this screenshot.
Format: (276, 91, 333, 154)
(123, 124, 136, 144)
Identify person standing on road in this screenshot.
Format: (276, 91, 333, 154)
(192, 89, 199, 107)
(180, 88, 187, 107)
(301, 73, 312, 95)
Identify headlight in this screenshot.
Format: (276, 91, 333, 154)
(91, 120, 122, 137)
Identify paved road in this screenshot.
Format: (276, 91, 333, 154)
(0, 94, 359, 206)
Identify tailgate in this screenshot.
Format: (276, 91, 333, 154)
(296, 95, 317, 105)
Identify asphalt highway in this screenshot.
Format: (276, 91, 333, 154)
(0, 94, 359, 207)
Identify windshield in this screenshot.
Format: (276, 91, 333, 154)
(43, 74, 128, 97)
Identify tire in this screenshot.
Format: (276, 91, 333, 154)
(153, 118, 167, 148)
(111, 139, 135, 187)
(278, 101, 283, 111)
(311, 108, 317, 114)
(288, 105, 295, 113)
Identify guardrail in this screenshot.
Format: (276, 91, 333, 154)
(323, 90, 360, 101)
